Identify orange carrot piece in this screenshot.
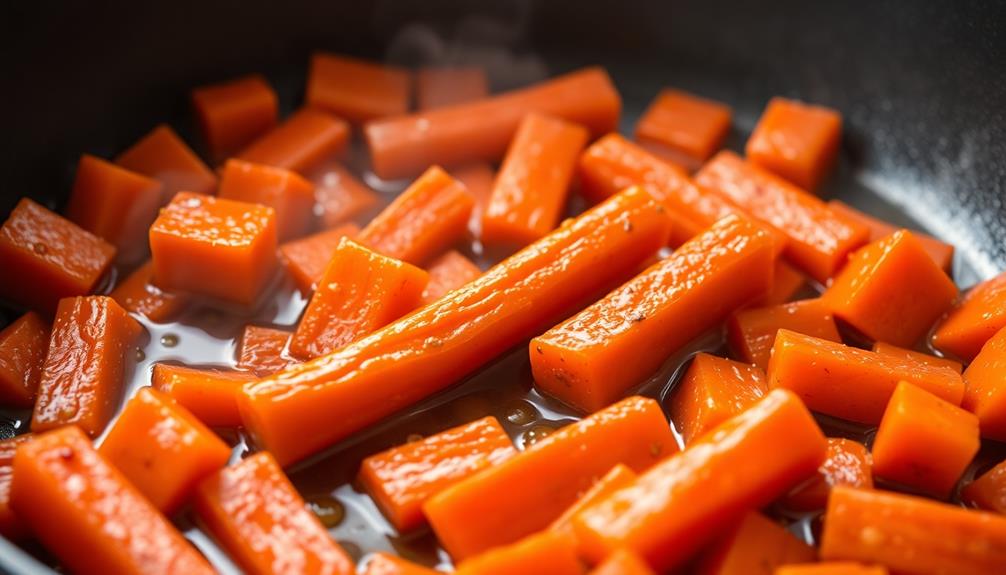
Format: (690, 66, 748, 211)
(454, 530, 583, 575)
(669, 353, 768, 445)
(758, 260, 806, 306)
(110, 260, 190, 323)
(933, 271, 1006, 362)
(960, 325, 1006, 441)
(481, 113, 589, 247)
(362, 553, 439, 575)
(820, 485, 1006, 574)
(32, 296, 142, 437)
(572, 389, 826, 570)
(218, 159, 316, 241)
(746, 98, 842, 192)
(115, 124, 216, 202)
(695, 151, 869, 282)
(307, 52, 411, 124)
(152, 363, 255, 428)
(0, 434, 32, 541)
(696, 511, 816, 575)
(238, 108, 350, 173)
(416, 67, 489, 110)
(237, 325, 297, 377)
(549, 463, 637, 537)
(590, 548, 656, 575)
(421, 250, 482, 304)
(194, 451, 354, 575)
(192, 74, 279, 161)
(962, 458, 1006, 514)
(10, 426, 214, 574)
(239, 187, 670, 466)
(0, 198, 116, 314)
(780, 438, 873, 512)
(290, 238, 428, 359)
(453, 163, 497, 236)
(424, 396, 675, 559)
(366, 67, 620, 179)
(280, 222, 361, 293)
(767, 329, 964, 424)
(360, 415, 517, 532)
(634, 88, 732, 169)
(827, 200, 954, 272)
(99, 387, 231, 514)
(149, 192, 278, 306)
(304, 159, 380, 228)
(0, 312, 49, 408)
(871, 341, 962, 373)
(532, 213, 774, 413)
(727, 299, 841, 372)
(775, 563, 889, 575)
(358, 166, 475, 265)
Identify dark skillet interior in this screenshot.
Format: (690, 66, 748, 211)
(0, 0, 1004, 573)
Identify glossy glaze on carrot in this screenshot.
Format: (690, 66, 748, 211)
(668, 353, 767, 445)
(781, 437, 873, 512)
(280, 222, 361, 293)
(960, 324, 1006, 441)
(0, 312, 49, 407)
(110, 260, 189, 323)
(152, 363, 256, 428)
(237, 325, 297, 376)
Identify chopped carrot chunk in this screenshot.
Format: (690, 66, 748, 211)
(454, 530, 582, 575)
(115, 124, 216, 202)
(780, 438, 873, 512)
(827, 200, 954, 272)
(279, 222, 361, 293)
(303, 160, 380, 228)
(758, 260, 806, 306)
(871, 341, 962, 373)
(416, 67, 489, 110)
(191, 74, 278, 161)
(152, 363, 255, 428)
(696, 511, 816, 575)
(0, 312, 49, 407)
(669, 353, 768, 445)
(421, 250, 482, 304)
(961, 325, 1006, 441)
(962, 458, 1006, 514)
(746, 97, 842, 192)
(110, 260, 189, 323)
(237, 325, 297, 377)
(933, 270, 1006, 362)
(218, 159, 316, 241)
(634, 88, 732, 169)
(362, 553, 439, 575)
(453, 163, 497, 237)
(589, 548, 655, 575)
(307, 52, 411, 123)
(238, 108, 350, 174)
(727, 298, 841, 371)
(549, 463, 637, 537)
(0, 434, 32, 541)
(775, 563, 889, 575)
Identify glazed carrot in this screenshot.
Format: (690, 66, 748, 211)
(695, 151, 869, 282)
(746, 98, 842, 192)
(454, 530, 583, 575)
(303, 159, 379, 227)
(416, 67, 489, 110)
(634, 88, 732, 169)
(695, 511, 816, 575)
(32, 296, 142, 437)
(549, 463, 637, 537)
(532, 214, 774, 413)
(421, 250, 482, 304)
(453, 163, 497, 236)
(0, 312, 49, 407)
(780, 438, 873, 512)
(933, 270, 1006, 361)
(360, 415, 517, 532)
(589, 549, 655, 575)
(0, 434, 32, 541)
(424, 396, 675, 559)
(239, 187, 670, 466)
(149, 192, 278, 306)
(960, 325, 1006, 441)
(767, 330, 964, 424)
(116, 124, 216, 202)
(238, 108, 350, 173)
(152, 363, 256, 427)
(572, 389, 826, 570)
(820, 486, 1006, 574)
(357, 166, 475, 265)
(110, 260, 189, 322)
(290, 238, 428, 359)
(192, 74, 278, 161)
(66, 154, 163, 263)
(872, 341, 962, 373)
(824, 230, 957, 347)
(237, 325, 297, 376)
(759, 260, 806, 306)
(0, 198, 116, 314)
(10, 426, 214, 574)
(362, 553, 439, 575)
(775, 563, 889, 575)
(194, 451, 354, 575)
(99, 387, 231, 514)
(827, 200, 954, 272)
(280, 222, 361, 293)
(962, 458, 1006, 513)
(481, 113, 589, 247)
(668, 353, 768, 445)
(307, 52, 411, 124)
(365, 67, 620, 179)
(727, 299, 841, 371)
(218, 159, 316, 241)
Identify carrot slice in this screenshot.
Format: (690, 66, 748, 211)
(0, 312, 49, 408)
(668, 353, 768, 445)
(776, 563, 889, 575)
(290, 238, 428, 360)
(424, 396, 675, 559)
(780, 437, 873, 512)
(695, 511, 816, 575)
(695, 151, 869, 282)
(218, 159, 316, 241)
(572, 389, 826, 570)
(0, 198, 116, 314)
(360, 415, 517, 532)
(727, 299, 841, 371)
(962, 458, 1006, 514)
(239, 187, 670, 466)
(827, 200, 954, 272)
(303, 159, 380, 228)
(194, 451, 354, 575)
(820, 485, 1006, 573)
(99, 387, 231, 514)
(767, 329, 964, 424)
(746, 98, 842, 192)
(481, 113, 589, 247)
(532, 213, 774, 413)
(10, 426, 214, 574)
(152, 363, 255, 427)
(416, 67, 489, 110)
(238, 108, 350, 173)
(110, 260, 190, 323)
(366, 67, 620, 179)
(192, 74, 278, 161)
(634, 88, 732, 169)
(307, 52, 411, 124)
(936, 270, 1006, 359)
(280, 222, 361, 293)
(549, 463, 637, 537)
(871, 341, 962, 373)
(758, 260, 806, 306)
(589, 548, 655, 575)
(149, 192, 278, 307)
(960, 325, 1006, 441)
(453, 163, 497, 237)
(32, 296, 142, 437)
(115, 124, 216, 202)
(0, 434, 32, 541)
(421, 250, 482, 304)
(454, 530, 582, 575)
(237, 325, 297, 377)
(362, 553, 439, 575)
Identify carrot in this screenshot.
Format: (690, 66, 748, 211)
(871, 341, 962, 373)
(453, 163, 497, 236)
(758, 260, 806, 306)
(827, 200, 954, 272)
(0, 312, 49, 408)
(668, 353, 768, 445)
(531, 213, 774, 413)
(727, 298, 841, 371)
(192, 74, 278, 161)
(149, 191, 278, 307)
(280, 222, 361, 293)
(194, 451, 354, 575)
(421, 250, 482, 304)
(424, 396, 675, 559)
(152, 363, 255, 427)
(454, 530, 583, 575)
(32, 296, 142, 437)
(416, 67, 489, 110)
(767, 329, 964, 424)
(360, 415, 517, 532)
(238, 108, 350, 174)
(820, 485, 1006, 574)
(694, 151, 869, 282)
(0, 434, 32, 541)
(237, 325, 298, 376)
(932, 270, 1006, 362)
(110, 260, 190, 323)
(98, 387, 231, 514)
(780, 438, 873, 512)
(365, 67, 621, 179)
(962, 457, 1006, 514)
(634, 88, 732, 170)
(572, 389, 826, 571)
(549, 463, 637, 538)
(10, 426, 214, 574)
(775, 563, 889, 575)
(589, 549, 655, 575)
(745, 98, 842, 192)
(115, 124, 217, 202)
(218, 159, 316, 241)
(960, 324, 1006, 441)
(824, 230, 958, 347)
(289, 238, 429, 360)
(362, 553, 439, 575)
(239, 187, 670, 466)
(0, 198, 116, 314)
(307, 52, 411, 124)
(357, 166, 475, 265)
(481, 113, 589, 247)
(303, 159, 379, 228)
(695, 511, 816, 575)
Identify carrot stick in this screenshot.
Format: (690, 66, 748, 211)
(152, 363, 256, 428)
(0, 434, 32, 541)
(192, 74, 278, 161)
(416, 67, 489, 111)
(218, 159, 317, 241)
(421, 250, 482, 304)
(780, 438, 873, 512)
(549, 463, 637, 538)
(237, 325, 298, 376)
(932, 270, 1006, 362)
(668, 353, 767, 445)
(307, 52, 411, 124)
(695, 511, 816, 575)
(962, 457, 1006, 514)
(454, 530, 583, 575)
(827, 200, 954, 272)
(362, 553, 439, 575)
(110, 260, 190, 323)
(745, 97, 842, 192)
(453, 163, 497, 237)
(280, 222, 361, 293)
(115, 124, 216, 202)
(727, 298, 841, 372)
(961, 325, 1006, 441)
(238, 108, 350, 174)
(589, 548, 655, 575)
(634, 88, 732, 169)
(871, 341, 962, 373)
(0, 312, 49, 408)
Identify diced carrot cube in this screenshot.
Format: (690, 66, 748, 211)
(303, 160, 380, 228)
(218, 159, 316, 241)
(757, 260, 806, 306)
(0, 312, 49, 407)
(0, 434, 32, 541)
(961, 325, 1006, 441)
(237, 325, 297, 377)
(827, 200, 954, 272)
(871, 341, 962, 373)
(416, 67, 489, 110)
(453, 163, 496, 236)
(454, 530, 582, 575)
(149, 192, 278, 306)
(745, 98, 842, 192)
(727, 299, 841, 371)
(152, 363, 255, 428)
(669, 353, 768, 445)
(191, 74, 279, 161)
(421, 250, 482, 304)
(962, 458, 1006, 514)
(110, 260, 189, 323)
(238, 108, 350, 173)
(115, 124, 216, 202)
(590, 548, 656, 575)
(549, 463, 637, 538)
(362, 553, 439, 575)
(279, 222, 361, 293)
(32, 296, 142, 437)
(775, 563, 889, 575)
(307, 52, 411, 123)
(634, 88, 732, 169)
(696, 511, 816, 575)
(0, 198, 116, 314)
(933, 270, 1006, 362)
(780, 438, 873, 512)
